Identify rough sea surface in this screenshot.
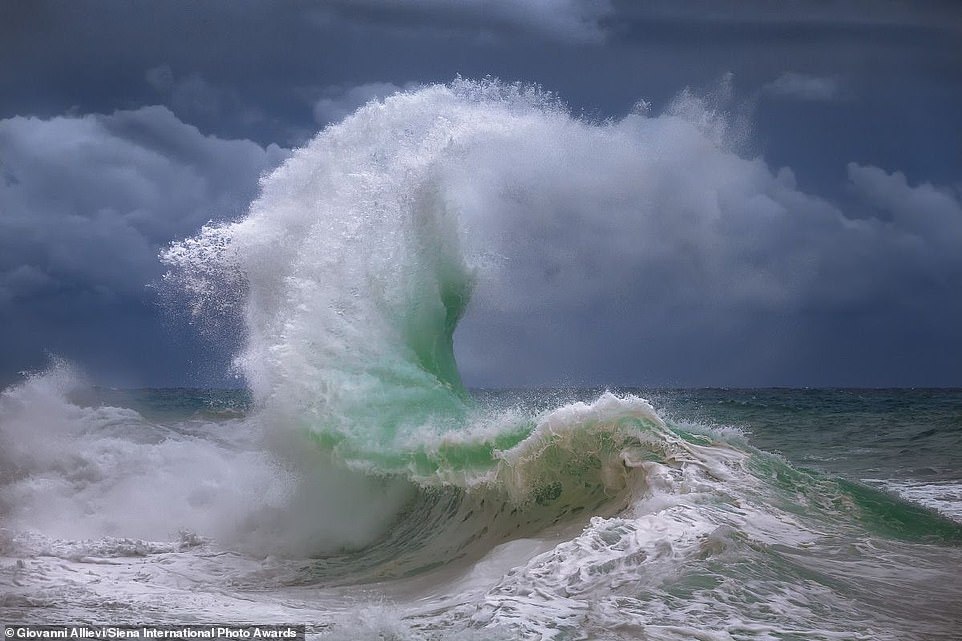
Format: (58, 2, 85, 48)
(2, 379, 960, 640)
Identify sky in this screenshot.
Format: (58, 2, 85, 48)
(0, 0, 960, 388)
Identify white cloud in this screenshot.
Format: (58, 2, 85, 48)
(763, 72, 841, 101)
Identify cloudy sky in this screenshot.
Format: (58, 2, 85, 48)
(1, 0, 960, 388)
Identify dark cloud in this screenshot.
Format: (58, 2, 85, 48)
(145, 65, 225, 118)
(315, 0, 613, 42)
(762, 73, 842, 101)
(0, 1, 959, 386)
(311, 81, 422, 126)
(447, 94, 962, 387)
(0, 106, 287, 385)
(608, 1, 962, 37)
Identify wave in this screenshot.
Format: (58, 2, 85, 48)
(3, 369, 962, 640)
(6, 366, 957, 572)
(161, 81, 527, 444)
(8, 79, 954, 562)
(159, 78, 742, 460)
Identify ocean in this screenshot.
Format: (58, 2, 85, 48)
(1, 380, 960, 640)
(2, 80, 961, 639)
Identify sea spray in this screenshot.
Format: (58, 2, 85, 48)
(163, 81, 555, 447)
(159, 77, 962, 562)
(161, 76, 827, 453)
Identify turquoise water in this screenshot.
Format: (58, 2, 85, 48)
(81, 385, 960, 468)
(88, 385, 962, 485)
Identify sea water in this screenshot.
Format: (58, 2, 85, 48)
(2, 381, 960, 639)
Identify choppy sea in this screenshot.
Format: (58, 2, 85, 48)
(2, 378, 960, 641)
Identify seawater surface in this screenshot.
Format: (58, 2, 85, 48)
(2, 380, 960, 641)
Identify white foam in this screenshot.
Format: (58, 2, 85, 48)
(0, 365, 416, 557)
(865, 478, 962, 522)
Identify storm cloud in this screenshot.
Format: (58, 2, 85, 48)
(0, 106, 286, 384)
(446, 90, 962, 387)
(762, 73, 842, 101)
(0, 1, 959, 386)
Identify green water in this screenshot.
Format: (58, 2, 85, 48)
(82, 386, 962, 488)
